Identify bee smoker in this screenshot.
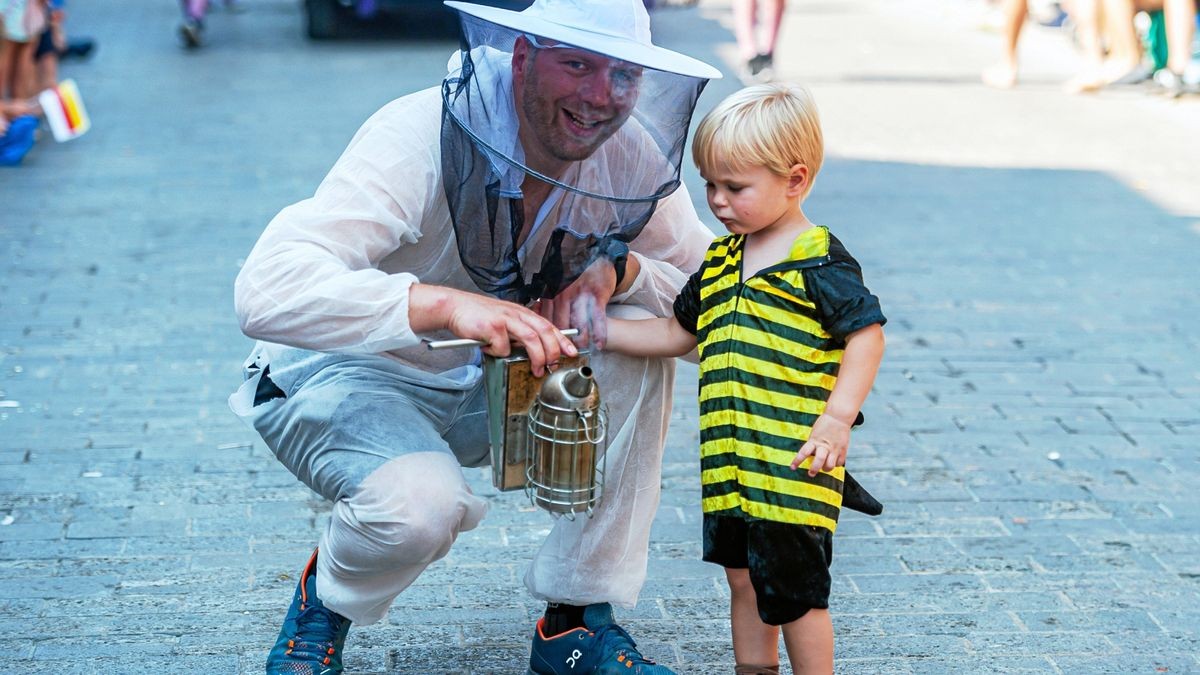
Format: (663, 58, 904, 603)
(526, 364, 606, 516)
(427, 331, 607, 517)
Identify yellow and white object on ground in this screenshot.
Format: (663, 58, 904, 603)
(38, 79, 91, 143)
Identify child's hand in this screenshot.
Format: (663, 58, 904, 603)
(790, 413, 852, 476)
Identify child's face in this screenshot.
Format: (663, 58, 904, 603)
(701, 161, 806, 237)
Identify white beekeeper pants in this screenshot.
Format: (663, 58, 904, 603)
(230, 307, 675, 625)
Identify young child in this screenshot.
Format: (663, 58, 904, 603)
(603, 83, 886, 674)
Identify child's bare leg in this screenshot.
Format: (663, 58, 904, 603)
(725, 568, 780, 671)
(780, 608, 834, 675)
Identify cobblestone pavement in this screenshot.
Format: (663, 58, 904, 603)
(2, 0, 1198, 673)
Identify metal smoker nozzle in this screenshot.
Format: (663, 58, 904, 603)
(539, 366, 597, 409)
(563, 367, 594, 399)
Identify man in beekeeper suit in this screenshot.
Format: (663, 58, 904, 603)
(230, 0, 720, 672)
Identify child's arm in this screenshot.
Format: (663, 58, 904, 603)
(791, 323, 885, 476)
(604, 315, 697, 359)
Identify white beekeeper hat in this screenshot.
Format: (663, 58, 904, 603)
(444, 0, 721, 79)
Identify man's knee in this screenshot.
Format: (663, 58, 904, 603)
(325, 453, 487, 570)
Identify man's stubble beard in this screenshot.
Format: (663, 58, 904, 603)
(521, 62, 621, 164)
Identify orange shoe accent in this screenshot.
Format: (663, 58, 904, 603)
(299, 549, 319, 606)
(535, 617, 590, 641)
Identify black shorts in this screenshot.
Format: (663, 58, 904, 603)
(35, 27, 55, 60)
(702, 514, 833, 625)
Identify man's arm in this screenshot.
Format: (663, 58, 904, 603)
(410, 284, 575, 376)
(234, 94, 443, 355)
(535, 184, 711, 347)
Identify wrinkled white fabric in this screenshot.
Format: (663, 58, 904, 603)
(524, 304, 676, 607)
(317, 452, 488, 625)
(299, 307, 679, 619)
(233, 83, 710, 375)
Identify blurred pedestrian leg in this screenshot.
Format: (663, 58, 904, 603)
(1062, 0, 1108, 92)
(982, 0, 1027, 88)
(1, 0, 45, 100)
(734, 0, 785, 82)
(178, 0, 208, 48)
(1122, 0, 1197, 96)
(1096, 0, 1150, 84)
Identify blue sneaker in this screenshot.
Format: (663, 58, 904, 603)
(266, 549, 351, 675)
(528, 603, 675, 674)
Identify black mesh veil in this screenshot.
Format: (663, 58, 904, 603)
(441, 13, 708, 304)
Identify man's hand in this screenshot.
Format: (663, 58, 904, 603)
(410, 285, 576, 377)
(534, 257, 618, 349)
(790, 413, 852, 477)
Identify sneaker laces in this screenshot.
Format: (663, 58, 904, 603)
(286, 603, 347, 659)
(593, 622, 658, 666)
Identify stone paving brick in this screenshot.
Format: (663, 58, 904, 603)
(14, 656, 242, 674)
(894, 657, 1054, 674)
(1052, 654, 1200, 674)
(1016, 609, 1163, 634)
(0, 575, 119, 599)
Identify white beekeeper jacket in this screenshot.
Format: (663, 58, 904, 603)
(234, 65, 712, 371)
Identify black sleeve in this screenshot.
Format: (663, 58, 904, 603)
(671, 268, 704, 336)
(803, 244, 886, 342)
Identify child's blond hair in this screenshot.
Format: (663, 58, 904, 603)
(692, 83, 824, 199)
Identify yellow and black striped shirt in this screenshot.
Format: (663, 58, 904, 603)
(672, 226, 885, 532)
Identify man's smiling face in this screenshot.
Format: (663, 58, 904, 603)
(513, 36, 642, 170)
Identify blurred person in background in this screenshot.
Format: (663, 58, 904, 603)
(178, 0, 242, 49)
(983, 0, 1196, 93)
(31, 0, 62, 89)
(178, 0, 207, 47)
(982, 0, 1109, 90)
(1, 0, 46, 100)
(1066, 0, 1195, 92)
(1, 0, 43, 165)
(1124, 0, 1197, 95)
(981, 0, 1034, 88)
(33, 0, 97, 92)
(734, 0, 785, 82)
